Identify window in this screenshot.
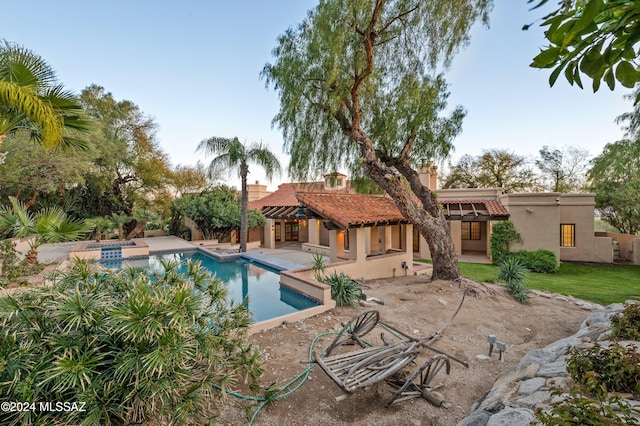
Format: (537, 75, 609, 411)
(560, 224, 575, 247)
(461, 222, 481, 240)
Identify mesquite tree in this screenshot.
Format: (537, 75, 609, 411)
(263, 0, 492, 280)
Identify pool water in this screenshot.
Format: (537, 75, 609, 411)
(103, 250, 319, 322)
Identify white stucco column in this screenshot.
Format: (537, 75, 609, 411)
(262, 219, 275, 248)
(280, 219, 286, 242)
(308, 218, 320, 245)
(379, 225, 392, 253)
(348, 228, 367, 261)
(419, 234, 431, 260)
(403, 224, 413, 253)
(364, 227, 371, 255)
(329, 230, 345, 263)
(449, 221, 462, 255)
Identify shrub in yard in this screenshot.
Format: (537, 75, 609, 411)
(538, 343, 640, 425)
(0, 259, 262, 425)
(496, 257, 530, 304)
(565, 343, 640, 395)
(0, 239, 45, 287)
(537, 383, 640, 425)
(311, 251, 327, 282)
(324, 270, 362, 307)
(490, 221, 521, 264)
(512, 249, 558, 273)
(611, 303, 640, 341)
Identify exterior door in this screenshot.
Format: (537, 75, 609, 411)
(285, 221, 299, 241)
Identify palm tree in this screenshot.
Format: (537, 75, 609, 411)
(0, 40, 92, 156)
(87, 217, 114, 242)
(111, 212, 131, 240)
(0, 196, 92, 263)
(196, 137, 281, 252)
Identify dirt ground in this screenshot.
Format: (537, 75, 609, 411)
(217, 275, 591, 426)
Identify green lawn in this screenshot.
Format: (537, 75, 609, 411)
(457, 262, 640, 306)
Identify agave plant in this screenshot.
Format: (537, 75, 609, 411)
(0, 196, 91, 262)
(0, 259, 263, 425)
(324, 270, 362, 307)
(496, 257, 530, 304)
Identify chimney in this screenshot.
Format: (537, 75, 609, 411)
(418, 159, 438, 190)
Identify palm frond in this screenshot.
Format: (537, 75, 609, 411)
(247, 142, 283, 181)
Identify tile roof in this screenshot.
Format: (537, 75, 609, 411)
(248, 181, 355, 210)
(296, 193, 407, 229)
(251, 182, 510, 224)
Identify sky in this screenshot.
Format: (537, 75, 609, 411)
(2, 0, 633, 191)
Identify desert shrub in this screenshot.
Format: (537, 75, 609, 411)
(496, 257, 528, 286)
(490, 221, 521, 264)
(537, 383, 640, 425)
(565, 343, 640, 395)
(538, 342, 640, 425)
(512, 249, 558, 273)
(496, 257, 530, 304)
(611, 303, 640, 340)
(0, 240, 45, 287)
(0, 259, 262, 425)
(324, 270, 362, 307)
(311, 252, 327, 282)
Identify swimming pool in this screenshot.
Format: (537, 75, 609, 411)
(102, 250, 319, 322)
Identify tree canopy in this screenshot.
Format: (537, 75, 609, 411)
(442, 149, 539, 192)
(0, 132, 95, 208)
(528, 0, 640, 95)
(263, 0, 492, 280)
(535, 145, 590, 192)
(588, 139, 640, 234)
(69, 85, 172, 219)
(172, 186, 266, 241)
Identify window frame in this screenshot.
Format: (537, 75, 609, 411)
(560, 224, 576, 247)
(461, 221, 481, 241)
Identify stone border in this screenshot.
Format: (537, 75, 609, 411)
(458, 299, 640, 426)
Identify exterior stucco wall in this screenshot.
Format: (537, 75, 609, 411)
(559, 194, 613, 263)
(500, 193, 561, 262)
(596, 231, 640, 263)
(500, 192, 614, 264)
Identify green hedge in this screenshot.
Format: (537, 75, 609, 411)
(511, 249, 558, 273)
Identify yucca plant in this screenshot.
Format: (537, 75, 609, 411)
(311, 251, 327, 282)
(324, 270, 362, 307)
(496, 256, 530, 304)
(0, 259, 263, 425)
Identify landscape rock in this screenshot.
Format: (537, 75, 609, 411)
(485, 408, 535, 426)
(537, 359, 567, 378)
(517, 377, 546, 395)
(458, 300, 629, 425)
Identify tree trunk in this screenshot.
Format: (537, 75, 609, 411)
(239, 162, 249, 253)
(352, 130, 460, 281)
(26, 248, 38, 264)
(125, 220, 146, 240)
(24, 190, 40, 209)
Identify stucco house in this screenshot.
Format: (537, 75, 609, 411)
(247, 165, 637, 269)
